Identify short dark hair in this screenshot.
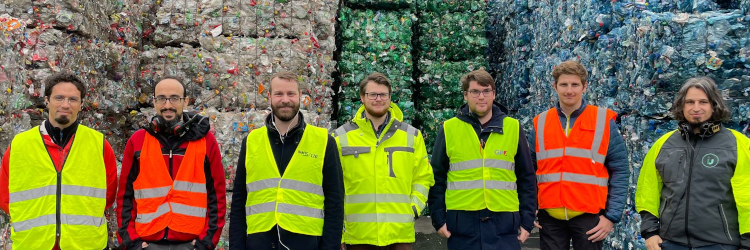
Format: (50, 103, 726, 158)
(154, 75, 187, 97)
(670, 76, 731, 123)
(44, 72, 87, 99)
(460, 68, 495, 92)
(269, 71, 299, 92)
(359, 72, 391, 96)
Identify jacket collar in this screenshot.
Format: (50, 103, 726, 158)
(556, 98, 588, 118)
(456, 101, 509, 134)
(351, 102, 403, 136)
(265, 111, 307, 139)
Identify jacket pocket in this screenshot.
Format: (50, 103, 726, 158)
(384, 146, 415, 178)
(719, 204, 733, 241)
(493, 212, 520, 236)
(340, 146, 371, 158)
(658, 199, 673, 236)
(656, 150, 686, 184)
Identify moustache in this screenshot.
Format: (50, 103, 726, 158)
(160, 108, 178, 113)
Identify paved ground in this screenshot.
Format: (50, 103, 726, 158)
(413, 217, 540, 250)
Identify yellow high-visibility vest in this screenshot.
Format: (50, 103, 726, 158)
(9, 125, 107, 250)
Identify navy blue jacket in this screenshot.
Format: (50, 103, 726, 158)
(228, 113, 344, 250)
(428, 103, 538, 233)
(528, 99, 629, 223)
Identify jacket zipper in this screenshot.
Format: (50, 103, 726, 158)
(163, 149, 174, 240)
(56, 147, 62, 245)
(685, 139, 697, 247)
(719, 204, 732, 241)
(56, 140, 72, 246)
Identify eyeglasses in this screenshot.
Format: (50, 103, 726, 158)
(154, 95, 185, 104)
(466, 89, 494, 98)
(50, 95, 81, 105)
(365, 92, 390, 100)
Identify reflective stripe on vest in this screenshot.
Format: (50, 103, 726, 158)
(9, 125, 108, 250)
(336, 115, 429, 245)
(444, 117, 520, 212)
(133, 133, 208, 236)
(245, 125, 328, 236)
(534, 106, 614, 213)
(536, 107, 608, 164)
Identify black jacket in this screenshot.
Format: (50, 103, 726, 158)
(640, 126, 750, 247)
(427, 103, 537, 242)
(229, 113, 344, 250)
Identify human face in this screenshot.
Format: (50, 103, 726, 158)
(554, 74, 587, 110)
(154, 79, 186, 122)
(269, 77, 300, 122)
(683, 87, 713, 125)
(360, 81, 390, 118)
(463, 81, 495, 117)
(45, 82, 82, 128)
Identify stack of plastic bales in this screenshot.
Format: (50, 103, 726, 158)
(0, 0, 340, 248)
(337, 0, 415, 125)
(416, 0, 488, 152)
(0, 0, 146, 247)
(489, 0, 750, 249)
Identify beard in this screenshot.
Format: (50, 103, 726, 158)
(54, 116, 71, 126)
(364, 103, 388, 118)
(272, 102, 300, 122)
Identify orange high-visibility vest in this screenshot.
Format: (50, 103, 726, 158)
(533, 105, 616, 214)
(133, 133, 208, 236)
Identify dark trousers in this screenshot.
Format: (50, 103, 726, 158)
(538, 210, 602, 250)
(346, 243, 413, 250)
(661, 240, 739, 250)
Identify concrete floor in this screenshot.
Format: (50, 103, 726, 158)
(413, 216, 540, 250)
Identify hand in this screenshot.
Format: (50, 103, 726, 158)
(518, 227, 530, 243)
(142, 242, 149, 249)
(438, 224, 452, 238)
(585, 215, 614, 242)
(645, 235, 662, 250)
(534, 210, 542, 229)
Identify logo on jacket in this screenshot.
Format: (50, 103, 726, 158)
(494, 150, 507, 156)
(298, 150, 319, 159)
(701, 153, 719, 168)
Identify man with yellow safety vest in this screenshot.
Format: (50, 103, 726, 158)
(530, 60, 629, 250)
(334, 72, 434, 250)
(636, 76, 750, 250)
(117, 76, 226, 250)
(0, 72, 118, 250)
(428, 69, 537, 250)
(229, 71, 344, 250)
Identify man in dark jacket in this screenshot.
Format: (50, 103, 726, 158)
(229, 71, 344, 250)
(428, 69, 537, 250)
(529, 60, 629, 250)
(117, 76, 226, 250)
(636, 76, 750, 250)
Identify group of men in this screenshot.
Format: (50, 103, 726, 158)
(0, 59, 747, 250)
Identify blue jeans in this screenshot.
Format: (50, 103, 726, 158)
(661, 240, 738, 250)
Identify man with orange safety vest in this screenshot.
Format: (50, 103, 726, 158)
(530, 60, 629, 250)
(117, 76, 226, 250)
(0, 72, 118, 250)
